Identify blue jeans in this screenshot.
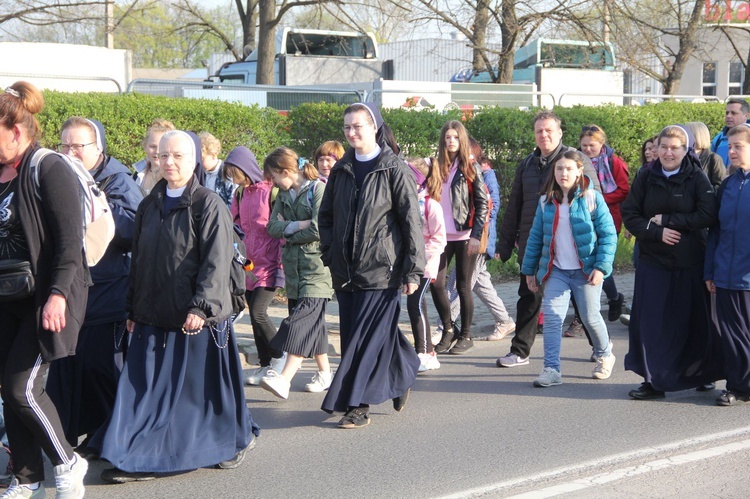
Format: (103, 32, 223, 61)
(542, 267, 612, 372)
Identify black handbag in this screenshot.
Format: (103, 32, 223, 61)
(0, 259, 35, 302)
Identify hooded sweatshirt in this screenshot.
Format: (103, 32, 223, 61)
(227, 146, 284, 290)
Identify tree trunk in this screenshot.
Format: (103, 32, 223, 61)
(472, 0, 489, 72)
(240, 0, 257, 55)
(256, 0, 277, 84)
(497, 1, 517, 83)
(744, 42, 750, 95)
(663, 0, 703, 95)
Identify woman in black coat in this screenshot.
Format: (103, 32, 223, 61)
(622, 125, 722, 400)
(319, 103, 425, 428)
(0, 82, 89, 497)
(94, 130, 257, 483)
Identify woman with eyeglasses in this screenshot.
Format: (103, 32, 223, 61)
(579, 124, 630, 322)
(46, 117, 143, 461)
(0, 82, 89, 498)
(319, 103, 425, 428)
(622, 125, 722, 401)
(93, 130, 258, 483)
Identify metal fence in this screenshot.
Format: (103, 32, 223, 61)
(127, 79, 362, 110)
(0, 72, 123, 93)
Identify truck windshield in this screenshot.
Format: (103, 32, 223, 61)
(285, 32, 375, 58)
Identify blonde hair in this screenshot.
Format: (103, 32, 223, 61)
(264, 146, 319, 181)
(0, 81, 44, 142)
(579, 124, 607, 145)
(199, 131, 221, 156)
(684, 122, 711, 151)
(141, 119, 175, 148)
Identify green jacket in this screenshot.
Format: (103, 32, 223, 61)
(267, 179, 332, 300)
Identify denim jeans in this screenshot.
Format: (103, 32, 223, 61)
(541, 267, 612, 372)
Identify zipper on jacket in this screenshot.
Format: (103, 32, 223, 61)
(340, 181, 357, 289)
(728, 175, 748, 282)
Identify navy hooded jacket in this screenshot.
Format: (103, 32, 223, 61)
(86, 119, 144, 325)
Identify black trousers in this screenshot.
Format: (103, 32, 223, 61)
(407, 277, 433, 354)
(245, 287, 282, 366)
(509, 274, 543, 358)
(430, 240, 478, 337)
(0, 297, 74, 484)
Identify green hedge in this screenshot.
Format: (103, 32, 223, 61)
(39, 91, 290, 165)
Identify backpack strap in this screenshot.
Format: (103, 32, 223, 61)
(29, 148, 57, 199)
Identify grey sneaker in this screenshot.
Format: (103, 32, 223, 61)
(593, 354, 616, 380)
(533, 367, 562, 387)
(53, 452, 87, 499)
(496, 352, 530, 368)
(245, 366, 272, 386)
(0, 479, 45, 499)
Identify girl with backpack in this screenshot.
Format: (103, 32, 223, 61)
(430, 120, 489, 355)
(406, 157, 446, 372)
(225, 146, 287, 385)
(257, 147, 333, 399)
(522, 150, 618, 387)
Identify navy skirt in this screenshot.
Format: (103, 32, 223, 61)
(90, 321, 258, 472)
(47, 320, 127, 446)
(271, 298, 329, 358)
(716, 288, 750, 394)
(322, 289, 420, 414)
(625, 260, 723, 391)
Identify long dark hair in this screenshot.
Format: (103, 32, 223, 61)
(542, 150, 589, 204)
(437, 120, 474, 183)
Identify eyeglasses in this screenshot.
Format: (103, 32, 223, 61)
(57, 142, 95, 153)
(342, 123, 370, 134)
(581, 125, 601, 133)
(158, 152, 189, 161)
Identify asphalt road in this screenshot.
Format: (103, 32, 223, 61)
(6, 272, 750, 498)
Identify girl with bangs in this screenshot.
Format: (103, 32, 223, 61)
(522, 150, 617, 387)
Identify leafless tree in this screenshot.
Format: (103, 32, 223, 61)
(606, 0, 705, 95)
(715, 24, 750, 94)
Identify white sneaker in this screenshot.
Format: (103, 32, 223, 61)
(417, 352, 441, 372)
(593, 354, 616, 380)
(304, 370, 333, 392)
(260, 370, 291, 399)
(1, 479, 45, 499)
(496, 352, 529, 368)
(478, 321, 516, 341)
(270, 352, 287, 374)
(430, 329, 443, 348)
(245, 366, 271, 386)
(53, 452, 87, 499)
(533, 367, 562, 387)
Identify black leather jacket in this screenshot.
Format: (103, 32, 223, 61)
(447, 161, 489, 239)
(319, 145, 425, 291)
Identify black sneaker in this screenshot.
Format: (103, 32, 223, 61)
(338, 408, 370, 429)
(216, 434, 256, 469)
(393, 388, 411, 412)
(608, 293, 625, 322)
(449, 336, 474, 355)
(434, 327, 457, 354)
(101, 468, 156, 484)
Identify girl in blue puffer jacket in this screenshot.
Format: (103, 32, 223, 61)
(522, 150, 617, 388)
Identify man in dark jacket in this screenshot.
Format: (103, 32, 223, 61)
(495, 110, 600, 368)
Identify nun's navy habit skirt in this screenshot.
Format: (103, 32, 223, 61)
(716, 287, 750, 394)
(91, 321, 258, 472)
(624, 260, 723, 391)
(322, 288, 420, 414)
